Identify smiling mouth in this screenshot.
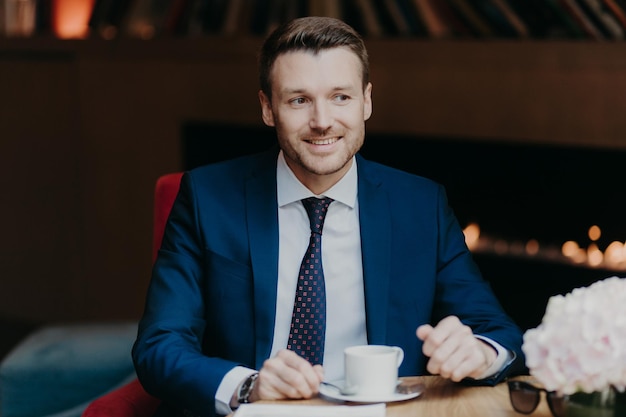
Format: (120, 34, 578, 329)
(306, 137, 339, 145)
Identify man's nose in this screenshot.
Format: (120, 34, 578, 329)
(309, 101, 332, 130)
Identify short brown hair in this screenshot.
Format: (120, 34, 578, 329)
(259, 16, 370, 100)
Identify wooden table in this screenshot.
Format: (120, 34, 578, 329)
(231, 376, 552, 417)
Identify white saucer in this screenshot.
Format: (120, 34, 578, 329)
(319, 380, 422, 403)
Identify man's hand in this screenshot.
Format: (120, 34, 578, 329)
(247, 349, 324, 402)
(416, 316, 497, 382)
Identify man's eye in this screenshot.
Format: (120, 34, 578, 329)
(334, 94, 350, 102)
(290, 97, 307, 105)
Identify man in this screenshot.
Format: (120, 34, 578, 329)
(132, 16, 525, 417)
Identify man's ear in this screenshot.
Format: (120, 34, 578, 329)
(363, 82, 373, 121)
(258, 90, 275, 127)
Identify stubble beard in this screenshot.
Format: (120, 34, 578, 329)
(281, 132, 364, 178)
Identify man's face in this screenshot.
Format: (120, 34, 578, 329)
(259, 47, 373, 193)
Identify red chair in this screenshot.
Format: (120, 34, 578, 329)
(82, 172, 183, 417)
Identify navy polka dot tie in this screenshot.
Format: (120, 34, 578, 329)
(287, 197, 333, 365)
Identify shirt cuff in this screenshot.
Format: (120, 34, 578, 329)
(473, 335, 511, 380)
(215, 366, 257, 415)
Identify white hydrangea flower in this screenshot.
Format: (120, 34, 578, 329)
(522, 276, 626, 395)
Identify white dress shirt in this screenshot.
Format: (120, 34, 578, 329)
(271, 151, 368, 381)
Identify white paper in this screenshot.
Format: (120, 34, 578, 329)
(233, 402, 386, 417)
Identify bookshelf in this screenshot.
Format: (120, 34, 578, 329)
(4, 0, 626, 41)
(2, 1, 626, 324)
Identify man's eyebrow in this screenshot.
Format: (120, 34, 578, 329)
(331, 85, 355, 92)
(282, 85, 355, 95)
(281, 88, 307, 95)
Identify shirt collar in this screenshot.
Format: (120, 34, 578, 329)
(276, 150, 358, 209)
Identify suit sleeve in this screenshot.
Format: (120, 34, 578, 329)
(132, 172, 238, 417)
(432, 185, 527, 384)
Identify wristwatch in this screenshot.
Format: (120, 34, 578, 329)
(237, 372, 259, 404)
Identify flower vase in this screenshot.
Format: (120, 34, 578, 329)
(564, 387, 626, 417)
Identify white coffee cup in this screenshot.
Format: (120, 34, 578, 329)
(344, 345, 404, 397)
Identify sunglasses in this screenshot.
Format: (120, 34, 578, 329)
(508, 380, 565, 417)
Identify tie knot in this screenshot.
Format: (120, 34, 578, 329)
(302, 197, 333, 235)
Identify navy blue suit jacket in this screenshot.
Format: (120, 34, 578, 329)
(133, 148, 525, 417)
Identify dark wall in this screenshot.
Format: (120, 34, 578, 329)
(184, 122, 626, 249)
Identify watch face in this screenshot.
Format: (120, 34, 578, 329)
(238, 373, 259, 404)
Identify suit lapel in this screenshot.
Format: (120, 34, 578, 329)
(356, 156, 392, 345)
(245, 150, 280, 368)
